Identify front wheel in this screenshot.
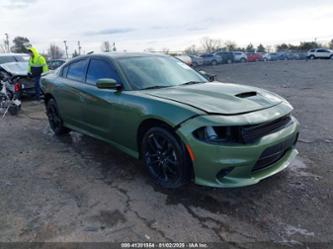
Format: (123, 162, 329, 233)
(46, 98, 70, 135)
(211, 60, 217, 66)
(141, 127, 192, 188)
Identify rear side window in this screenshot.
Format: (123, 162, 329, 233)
(67, 59, 89, 82)
(86, 59, 120, 85)
(317, 49, 328, 53)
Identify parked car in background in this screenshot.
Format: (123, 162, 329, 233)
(307, 48, 333, 59)
(175, 55, 192, 66)
(189, 55, 204, 67)
(296, 52, 308, 60)
(246, 52, 263, 62)
(200, 53, 222, 65)
(214, 52, 234, 64)
(47, 59, 66, 70)
(41, 52, 299, 188)
(263, 53, 279, 61)
(285, 52, 299, 60)
(232, 51, 247, 63)
(0, 53, 29, 64)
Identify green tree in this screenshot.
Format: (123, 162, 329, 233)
(245, 43, 255, 52)
(11, 36, 30, 53)
(257, 44, 266, 52)
(298, 41, 320, 51)
(276, 43, 289, 51)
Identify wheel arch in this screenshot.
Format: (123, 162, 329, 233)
(137, 118, 195, 181)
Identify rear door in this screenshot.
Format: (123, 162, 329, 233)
(316, 49, 330, 58)
(56, 58, 89, 128)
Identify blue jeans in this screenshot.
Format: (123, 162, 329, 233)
(34, 75, 41, 100)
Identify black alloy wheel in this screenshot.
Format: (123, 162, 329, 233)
(142, 127, 192, 188)
(46, 98, 69, 135)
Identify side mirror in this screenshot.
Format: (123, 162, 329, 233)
(96, 78, 122, 91)
(199, 70, 216, 82)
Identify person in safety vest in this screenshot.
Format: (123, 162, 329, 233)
(27, 47, 48, 101)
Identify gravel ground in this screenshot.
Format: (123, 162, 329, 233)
(0, 60, 332, 247)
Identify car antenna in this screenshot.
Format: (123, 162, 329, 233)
(87, 51, 94, 55)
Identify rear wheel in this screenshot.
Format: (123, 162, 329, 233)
(46, 98, 70, 135)
(211, 60, 217, 66)
(309, 55, 315, 60)
(240, 58, 247, 63)
(141, 127, 192, 188)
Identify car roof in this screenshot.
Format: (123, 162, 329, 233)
(97, 52, 168, 59)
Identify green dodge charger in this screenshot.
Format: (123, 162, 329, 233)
(41, 53, 299, 188)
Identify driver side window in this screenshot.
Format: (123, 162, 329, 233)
(86, 59, 120, 85)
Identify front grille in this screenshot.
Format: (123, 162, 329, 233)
(241, 115, 292, 144)
(252, 135, 297, 172)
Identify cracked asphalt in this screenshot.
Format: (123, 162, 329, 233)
(0, 60, 332, 247)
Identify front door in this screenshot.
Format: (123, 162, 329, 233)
(80, 58, 122, 140)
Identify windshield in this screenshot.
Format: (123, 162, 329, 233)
(118, 55, 208, 90)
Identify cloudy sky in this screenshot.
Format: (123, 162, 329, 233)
(1, 0, 333, 54)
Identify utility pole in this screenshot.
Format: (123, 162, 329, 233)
(63, 40, 69, 59)
(4, 33, 9, 53)
(77, 41, 82, 55)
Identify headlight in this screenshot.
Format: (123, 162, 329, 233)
(193, 126, 242, 144)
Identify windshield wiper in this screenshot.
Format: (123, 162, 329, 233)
(180, 81, 206, 86)
(141, 85, 170, 90)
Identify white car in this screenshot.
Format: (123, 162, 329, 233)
(175, 55, 192, 66)
(307, 48, 333, 59)
(232, 51, 247, 63)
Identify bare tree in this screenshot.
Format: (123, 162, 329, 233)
(201, 37, 222, 53)
(48, 44, 64, 59)
(101, 41, 111, 52)
(162, 48, 170, 55)
(224, 41, 237, 51)
(184, 45, 198, 55)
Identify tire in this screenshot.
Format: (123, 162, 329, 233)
(330, 55, 333, 60)
(211, 60, 217, 66)
(46, 98, 70, 135)
(9, 105, 19, 115)
(240, 58, 247, 63)
(227, 59, 232, 64)
(141, 127, 192, 188)
(309, 55, 315, 60)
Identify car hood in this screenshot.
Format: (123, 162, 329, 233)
(145, 82, 283, 115)
(0, 62, 29, 76)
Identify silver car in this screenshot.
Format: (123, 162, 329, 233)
(232, 51, 247, 63)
